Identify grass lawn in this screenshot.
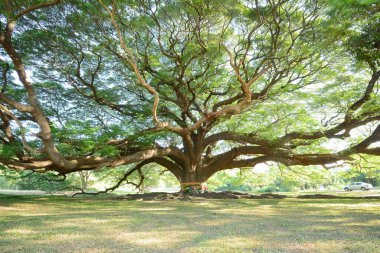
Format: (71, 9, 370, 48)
(271, 188, 380, 197)
(0, 195, 379, 253)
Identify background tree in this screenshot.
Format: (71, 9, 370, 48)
(0, 0, 379, 192)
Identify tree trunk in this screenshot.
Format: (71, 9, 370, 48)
(178, 166, 210, 193)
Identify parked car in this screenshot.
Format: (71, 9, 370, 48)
(344, 182, 373, 191)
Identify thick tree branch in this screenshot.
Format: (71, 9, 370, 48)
(0, 146, 187, 174)
(347, 124, 380, 155)
(204, 131, 271, 147)
(13, 0, 62, 21)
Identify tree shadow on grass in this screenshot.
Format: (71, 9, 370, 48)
(0, 196, 379, 252)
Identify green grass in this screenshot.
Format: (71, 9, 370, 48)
(267, 188, 380, 197)
(0, 195, 379, 253)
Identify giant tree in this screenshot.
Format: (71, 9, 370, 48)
(0, 0, 379, 191)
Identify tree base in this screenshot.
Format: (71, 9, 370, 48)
(180, 182, 208, 194)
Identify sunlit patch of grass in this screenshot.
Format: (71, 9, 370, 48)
(4, 228, 36, 235)
(112, 230, 201, 249)
(190, 236, 261, 252)
(0, 195, 379, 252)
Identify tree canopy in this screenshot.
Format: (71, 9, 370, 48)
(0, 0, 379, 190)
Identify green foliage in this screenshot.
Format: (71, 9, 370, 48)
(328, 0, 379, 8)
(0, 168, 79, 191)
(0, 0, 378, 191)
(347, 19, 380, 68)
(326, 0, 380, 68)
(14, 173, 77, 191)
(339, 155, 380, 186)
(93, 163, 178, 193)
(208, 165, 347, 193)
(208, 170, 255, 192)
(0, 143, 22, 160)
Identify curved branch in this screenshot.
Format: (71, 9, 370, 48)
(203, 156, 271, 180)
(13, 0, 62, 21)
(1, 62, 9, 93)
(71, 157, 184, 197)
(109, 146, 186, 168)
(147, 157, 184, 181)
(211, 92, 260, 112)
(71, 160, 149, 197)
(203, 146, 272, 179)
(0, 104, 42, 153)
(204, 131, 270, 147)
(0, 13, 76, 170)
(278, 115, 380, 146)
(346, 124, 380, 155)
(0, 146, 186, 174)
(0, 93, 34, 113)
(283, 154, 350, 166)
(99, 0, 163, 127)
(279, 69, 380, 146)
(346, 70, 380, 116)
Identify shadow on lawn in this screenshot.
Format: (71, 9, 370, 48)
(0, 196, 379, 252)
